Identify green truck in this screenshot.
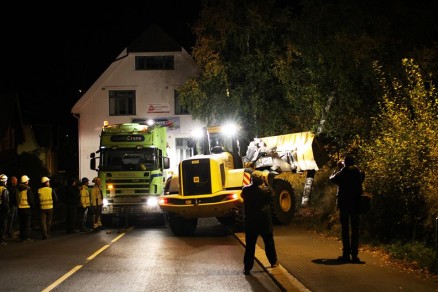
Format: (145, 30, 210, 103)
(90, 122, 170, 226)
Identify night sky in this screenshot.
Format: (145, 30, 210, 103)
(1, 1, 201, 128)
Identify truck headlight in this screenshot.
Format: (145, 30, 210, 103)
(147, 197, 158, 207)
(103, 198, 109, 206)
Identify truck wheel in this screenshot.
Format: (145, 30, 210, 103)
(155, 213, 166, 226)
(168, 213, 198, 236)
(271, 178, 295, 224)
(101, 215, 112, 227)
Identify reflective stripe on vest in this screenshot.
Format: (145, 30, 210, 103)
(18, 189, 30, 208)
(38, 187, 53, 209)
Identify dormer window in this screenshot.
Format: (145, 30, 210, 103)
(135, 56, 174, 70)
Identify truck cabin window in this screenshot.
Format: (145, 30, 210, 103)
(101, 148, 158, 171)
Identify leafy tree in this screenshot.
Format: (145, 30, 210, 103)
(178, 0, 294, 142)
(361, 59, 437, 241)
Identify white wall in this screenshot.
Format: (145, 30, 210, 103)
(73, 49, 204, 180)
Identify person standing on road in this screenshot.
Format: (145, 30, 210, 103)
(64, 177, 80, 234)
(330, 154, 364, 263)
(79, 177, 91, 232)
(38, 177, 58, 239)
(6, 176, 18, 238)
(90, 177, 104, 231)
(242, 170, 278, 275)
(0, 174, 10, 246)
(17, 175, 35, 243)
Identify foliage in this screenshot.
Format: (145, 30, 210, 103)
(360, 59, 438, 241)
(180, 0, 437, 156)
(384, 241, 438, 274)
(178, 0, 308, 142)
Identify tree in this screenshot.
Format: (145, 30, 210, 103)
(178, 0, 294, 142)
(361, 59, 437, 241)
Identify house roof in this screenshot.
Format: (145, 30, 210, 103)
(127, 23, 182, 53)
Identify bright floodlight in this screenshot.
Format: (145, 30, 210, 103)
(147, 119, 155, 126)
(221, 123, 239, 136)
(191, 127, 204, 139)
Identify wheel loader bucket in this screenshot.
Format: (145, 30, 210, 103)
(260, 131, 329, 171)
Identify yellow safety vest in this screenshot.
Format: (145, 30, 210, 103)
(38, 187, 53, 209)
(91, 186, 103, 206)
(18, 189, 30, 209)
(0, 186, 5, 206)
(80, 185, 91, 207)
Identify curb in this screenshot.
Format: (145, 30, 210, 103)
(234, 232, 311, 292)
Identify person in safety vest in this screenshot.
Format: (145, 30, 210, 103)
(17, 175, 35, 243)
(37, 177, 58, 240)
(0, 174, 10, 246)
(79, 177, 91, 232)
(90, 177, 104, 231)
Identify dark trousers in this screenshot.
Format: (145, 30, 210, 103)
(244, 230, 277, 271)
(18, 208, 32, 241)
(40, 209, 53, 237)
(93, 205, 103, 229)
(340, 209, 360, 257)
(6, 206, 17, 237)
(0, 211, 7, 243)
(77, 206, 89, 230)
(65, 205, 78, 233)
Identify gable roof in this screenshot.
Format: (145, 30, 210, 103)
(127, 23, 182, 53)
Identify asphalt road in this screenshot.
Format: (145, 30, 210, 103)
(240, 223, 438, 292)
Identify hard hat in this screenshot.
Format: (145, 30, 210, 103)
(0, 174, 7, 182)
(21, 175, 30, 183)
(41, 176, 50, 183)
(81, 177, 89, 184)
(92, 177, 100, 183)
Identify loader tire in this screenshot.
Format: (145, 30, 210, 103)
(271, 178, 295, 224)
(168, 213, 198, 236)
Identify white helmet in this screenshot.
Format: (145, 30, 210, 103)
(41, 177, 50, 183)
(0, 174, 7, 182)
(21, 175, 30, 183)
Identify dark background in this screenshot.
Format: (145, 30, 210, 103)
(1, 1, 201, 127)
(0, 2, 201, 173)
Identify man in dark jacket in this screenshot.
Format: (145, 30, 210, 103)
(330, 155, 364, 263)
(242, 170, 278, 275)
(64, 177, 80, 233)
(0, 174, 10, 246)
(6, 176, 18, 238)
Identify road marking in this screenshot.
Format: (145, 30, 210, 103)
(41, 230, 127, 292)
(41, 265, 82, 292)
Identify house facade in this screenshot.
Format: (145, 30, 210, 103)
(71, 24, 204, 180)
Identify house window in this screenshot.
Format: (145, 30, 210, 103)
(135, 56, 174, 70)
(174, 90, 189, 115)
(109, 90, 136, 116)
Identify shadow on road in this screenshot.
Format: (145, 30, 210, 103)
(312, 258, 366, 265)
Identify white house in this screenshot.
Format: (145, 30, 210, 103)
(71, 24, 203, 180)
